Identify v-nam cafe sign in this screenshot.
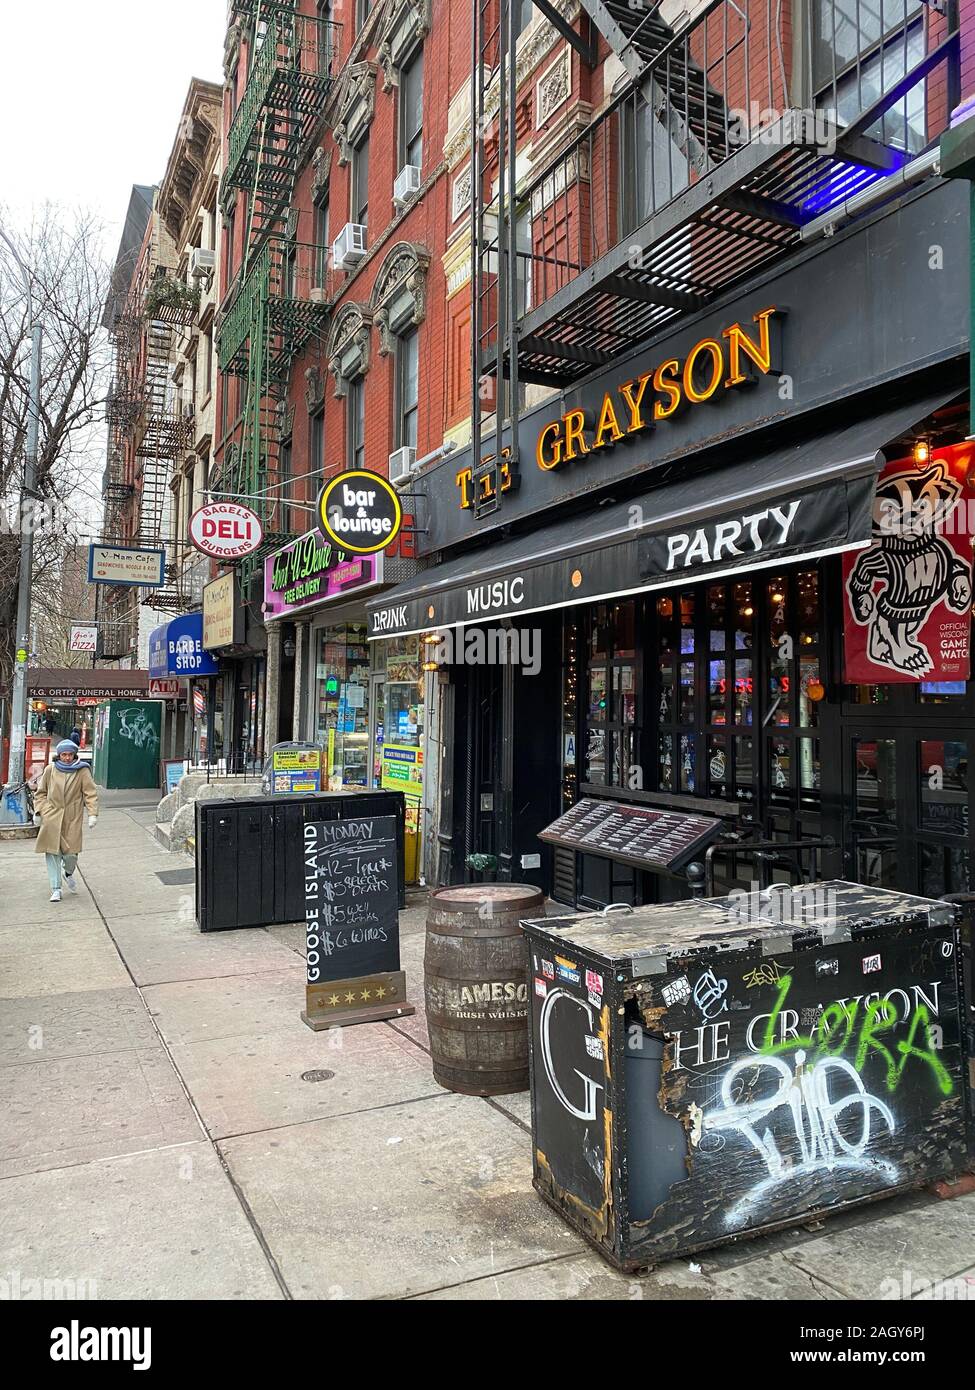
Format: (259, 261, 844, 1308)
(88, 544, 165, 587)
(454, 308, 783, 510)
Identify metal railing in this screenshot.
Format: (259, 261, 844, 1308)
(477, 0, 958, 368)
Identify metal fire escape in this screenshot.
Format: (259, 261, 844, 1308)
(471, 0, 961, 468)
(217, 0, 341, 585)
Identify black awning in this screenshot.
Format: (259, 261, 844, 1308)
(367, 391, 960, 638)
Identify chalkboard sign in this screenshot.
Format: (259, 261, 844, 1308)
(539, 797, 722, 874)
(303, 815, 400, 985)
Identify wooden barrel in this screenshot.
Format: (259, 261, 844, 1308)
(424, 884, 545, 1096)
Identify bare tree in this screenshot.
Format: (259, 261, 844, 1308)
(0, 205, 110, 692)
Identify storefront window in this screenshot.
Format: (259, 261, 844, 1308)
(919, 739, 968, 836)
(315, 623, 371, 788)
(585, 600, 638, 789)
(855, 738, 897, 824)
(562, 619, 579, 809)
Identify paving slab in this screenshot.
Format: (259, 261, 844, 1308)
(0, 1141, 282, 1300)
(144, 967, 306, 1046)
(105, 913, 298, 986)
(0, 987, 158, 1066)
(416, 1247, 843, 1300)
(0, 940, 131, 998)
(785, 1190, 975, 1299)
(0, 914, 106, 948)
(489, 1089, 532, 1130)
(220, 1091, 581, 1298)
(0, 1046, 202, 1179)
(171, 1018, 442, 1138)
(0, 880, 100, 925)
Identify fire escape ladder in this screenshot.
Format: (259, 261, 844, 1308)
(217, 0, 340, 572)
(577, 0, 730, 174)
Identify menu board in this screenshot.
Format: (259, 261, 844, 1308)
(539, 798, 722, 873)
(303, 815, 400, 984)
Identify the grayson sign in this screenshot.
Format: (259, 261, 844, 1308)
(301, 815, 415, 1031)
(318, 470, 403, 555)
(190, 502, 263, 560)
(456, 308, 782, 511)
(639, 477, 875, 583)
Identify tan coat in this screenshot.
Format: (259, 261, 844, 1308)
(34, 764, 99, 856)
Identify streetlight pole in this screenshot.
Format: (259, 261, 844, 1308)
(1, 226, 43, 818)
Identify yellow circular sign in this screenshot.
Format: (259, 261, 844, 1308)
(15, 648, 28, 664)
(317, 470, 403, 556)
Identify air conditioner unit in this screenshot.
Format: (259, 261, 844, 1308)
(332, 223, 367, 271)
(388, 446, 416, 488)
(393, 164, 421, 207)
(190, 247, 216, 279)
(182, 401, 195, 420)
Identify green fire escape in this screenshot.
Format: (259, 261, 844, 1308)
(217, 0, 340, 583)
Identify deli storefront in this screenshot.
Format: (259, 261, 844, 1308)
(367, 177, 974, 908)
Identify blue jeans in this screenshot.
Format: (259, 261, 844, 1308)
(46, 854, 78, 891)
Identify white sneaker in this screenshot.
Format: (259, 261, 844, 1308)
(50, 890, 61, 903)
(64, 874, 77, 894)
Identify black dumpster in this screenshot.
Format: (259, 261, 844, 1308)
(522, 880, 970, 1270)
(195, 790, 407, 932)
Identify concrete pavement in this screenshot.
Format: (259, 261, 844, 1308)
(1, 788, 973, 1300)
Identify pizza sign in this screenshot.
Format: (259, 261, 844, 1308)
(843, 445, 974, 683)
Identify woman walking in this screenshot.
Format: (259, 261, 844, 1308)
(33, 740, 99, 903)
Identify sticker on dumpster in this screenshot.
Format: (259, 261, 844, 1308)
(585, 1034, 604, 1061)
(541, 959, 555, 980)
(585, 969, 603, 996)
(815, 958, 839, 977)
(535, 976, 548, 998)
(588, 991, 603, 1010)
(556, 959, 581, 985)
(862, 953, 882, 974)
(661, 975, 691, 1007)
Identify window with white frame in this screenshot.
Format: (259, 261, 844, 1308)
(399, 47, 424, 173)
(352, 135, 370, 230)
(397, 328, 419, 452)
(811, 0, 926, 152)
(348, 376, 366, 470)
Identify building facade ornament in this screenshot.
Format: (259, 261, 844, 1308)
(334, 62, 378, 166)
(536, 48, 571, 127)
(378, 0, 432, 91)
(304, 365, 326, 414)
(442, 0, 581, 167)
(370, 242, 431, 355)
(311, 145, 333, 201)
(452, 165, 473, 222)
(326, 302, 374, 396)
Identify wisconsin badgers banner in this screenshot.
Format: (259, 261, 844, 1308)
(843, 444, 975, 682)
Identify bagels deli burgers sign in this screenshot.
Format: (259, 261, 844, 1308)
(190, 502, 263, 560)
(318, 470, 403, 555)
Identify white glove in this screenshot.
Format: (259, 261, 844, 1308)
(32, 812, 41, 826)
(88, 816, 97, 830)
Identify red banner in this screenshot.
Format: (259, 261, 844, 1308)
(843, 444, 974, 683)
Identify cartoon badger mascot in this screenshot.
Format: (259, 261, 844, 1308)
(846, 460, 972, 676)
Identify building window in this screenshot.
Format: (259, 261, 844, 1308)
(352, 135, 369, 230)
(314, 198, 330, 288)
(397, 328, 418, 451)
(203, 331, 213, 398)
(811, 0, 926, 152)
(399, 47, 424, 172)
(348, 377, 365, 470)
(285, 241, 297, 298)
(518, 0, 534, 36)
(355, 0, 371, 32)
(317, 1, 334, 74)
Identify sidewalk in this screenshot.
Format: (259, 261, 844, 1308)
(1, 788, 973, 1301)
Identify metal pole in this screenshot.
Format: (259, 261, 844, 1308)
(7, 322, 43, 813)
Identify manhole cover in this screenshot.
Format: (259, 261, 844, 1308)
(156, 869, 195, 886)
(301, 1069, 335, 1083)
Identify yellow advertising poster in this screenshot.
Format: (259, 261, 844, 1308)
(272, 748, 321, 773)
(380, 743, 424, 798)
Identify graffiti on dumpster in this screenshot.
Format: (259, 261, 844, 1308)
(702, 1050, 898, 1226)
(667, 961, 959, 1232)
(117, 706, 159, 752)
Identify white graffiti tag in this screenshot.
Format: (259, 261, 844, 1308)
(117, 707, 160, 751)
(702, 1050, 899, 1227)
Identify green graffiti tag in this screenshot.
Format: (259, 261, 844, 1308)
(758, 974, 953, 1095)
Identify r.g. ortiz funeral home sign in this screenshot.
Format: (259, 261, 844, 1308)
(455, 307, 782, 509)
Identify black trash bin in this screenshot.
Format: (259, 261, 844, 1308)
(522, 880, 970, 1270)
(195, 790, 407, 932)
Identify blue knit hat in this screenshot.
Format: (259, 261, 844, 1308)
(54, 739, 83, 770)
(56, 739, 80, 755)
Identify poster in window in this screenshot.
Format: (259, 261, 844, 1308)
(843, 445, 974, 683)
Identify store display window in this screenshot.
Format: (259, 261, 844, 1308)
(315, 623, 371, 788)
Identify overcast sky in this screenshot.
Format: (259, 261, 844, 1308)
(0, 0, 226, 251)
